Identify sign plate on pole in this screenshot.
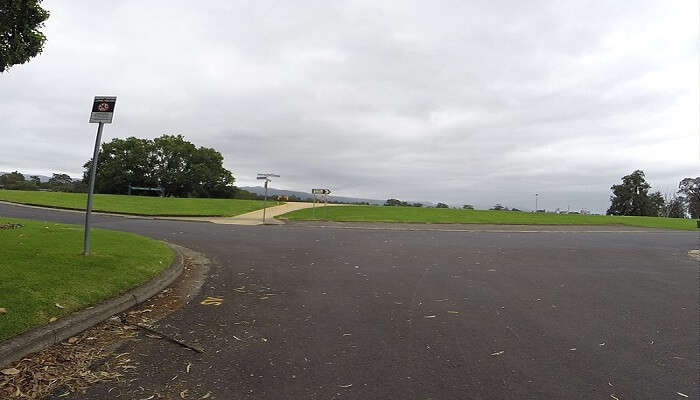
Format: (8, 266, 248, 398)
(89, 96, 117, 123)
(312, 189, 331, 195)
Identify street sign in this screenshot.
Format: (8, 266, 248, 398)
(84, 95, 117, 255)
(89, 96, 117, 123)
(312, 189, 331, 194)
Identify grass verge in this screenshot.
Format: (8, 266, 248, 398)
(0, 217, 174, 341)
(280, 206, 698, 230)
(0, 189, 268, 216)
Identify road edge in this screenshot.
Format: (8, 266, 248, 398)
(0, 242, 185, 367)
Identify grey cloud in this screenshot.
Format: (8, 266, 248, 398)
(1, 0, 697, 213)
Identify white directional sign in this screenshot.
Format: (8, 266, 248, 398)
(89, 96, 117, 123)
(312, 189, 331, 194)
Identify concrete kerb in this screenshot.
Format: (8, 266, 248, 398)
(0, 243, 186, 367)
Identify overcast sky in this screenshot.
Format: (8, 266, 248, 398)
(1, 0, 698, 212)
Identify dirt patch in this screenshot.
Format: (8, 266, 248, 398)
(0, 247, 209, 399)
(0, 223, 23, 230)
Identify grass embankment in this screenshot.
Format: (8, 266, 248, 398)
(0, 217, 173, 341)
(280, 205, 698, 230)
(0, 189, 268, 216)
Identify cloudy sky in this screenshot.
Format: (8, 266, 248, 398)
(1, 0, 698, 212)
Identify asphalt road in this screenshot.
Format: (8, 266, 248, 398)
(2, 203, 698, 399)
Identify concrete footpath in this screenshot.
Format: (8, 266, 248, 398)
(176, 201, 338, 225)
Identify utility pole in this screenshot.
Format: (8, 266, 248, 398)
(535, 193, 539, 212)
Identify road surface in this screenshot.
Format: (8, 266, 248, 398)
(1, 203, 697, 399)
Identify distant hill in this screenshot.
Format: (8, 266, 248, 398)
(239, 186, 436, 207)
(239, 186, 386, 205)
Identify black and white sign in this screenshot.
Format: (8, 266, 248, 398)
(312, 189, 331, 194)
(89, 96, 117, 123)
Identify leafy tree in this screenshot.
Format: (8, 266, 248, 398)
(436, 202, 449, 208)
(411, 203, 423, 207)
(29, 175, 40, 186)
(83, 137, 157, 194)
(0, 0, 50, 72)
(84, 134, 235, 198)
(462, 204, 474, 209)
(647, 191, 664, 217)
(48, 173, 71, 186)
(607, 170, 663, 216)
(678, 177, 700, 218)
(47, 173, 74, 191)
(385, 198, 408, 206)
(0, 171, 36, 190)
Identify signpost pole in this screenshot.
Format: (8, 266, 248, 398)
(84, 122, 104, 255)
(262, 179, 268, 224)
(325, 194, 328, 219)
(312, 194, 316, 219)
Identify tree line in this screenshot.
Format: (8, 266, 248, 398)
(607, 170, 699, 218)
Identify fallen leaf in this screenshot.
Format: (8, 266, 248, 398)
(424, 315, 437, 318)
(490, 351, 504, 356)
(677, 393, 688, 398)
(339, 384, 353, 388)
(1, 367, 20, 375)
(55, 303, 65, 309)
(447, 311, 459, 314)
(67, 337, 78, 344)
(180, 389, 188, 398)
(49, 317, 57, 322)
(200, 392, 212, 399)
(186, 363, 192, 373)
(0, 307, 6, 314)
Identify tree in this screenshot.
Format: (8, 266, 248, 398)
(29, 175, 40, 186)
(48, 173, 72, 186)
(607, 170, 663, 216)
(0, 171, 36, 190)
(84, 135, 235, 198)
(678, 177, 700, 218)
(647, 191, 664, 217)
(462, 204, 474, 209)
(436, 203, 449, 208)
(48, 173, 74, 191)
(660, 192, 686, 218)
(385, 198, 407, 206)
(0, 0, 50, 72)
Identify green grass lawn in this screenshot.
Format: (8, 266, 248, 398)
(0, 189, 268, 216)
(0, 217, 174, 341)
(280, 205, 698, 230)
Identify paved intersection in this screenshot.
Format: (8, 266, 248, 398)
(1, 203, 697, 399)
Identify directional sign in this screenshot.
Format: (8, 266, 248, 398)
(312, 189, 331, 194)
(89, 96, 117, 123)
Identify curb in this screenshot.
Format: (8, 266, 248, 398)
(0, 243, 185, 367)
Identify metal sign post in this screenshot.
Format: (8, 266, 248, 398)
(312, 189, 331, 220)
(257, 173, 280, 224)
(312, 194, 317, 219)
(84, 96, 116, 255)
